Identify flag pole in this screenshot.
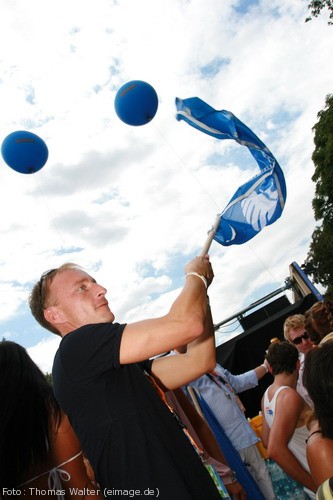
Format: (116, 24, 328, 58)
(199, 213, 221, 257)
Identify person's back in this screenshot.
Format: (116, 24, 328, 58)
(0, 340, 102, 498)
(261, 341, 316, 498)
(263, 385, 309, 470)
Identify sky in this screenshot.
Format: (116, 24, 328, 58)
(0, 0, 332, 373)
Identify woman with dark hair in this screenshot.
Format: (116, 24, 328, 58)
(304, 300, 333, 345)
(0, 340, 103, 498)
(303, 341, 333, 490)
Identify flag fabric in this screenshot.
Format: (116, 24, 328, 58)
(176, 97, 287, 246)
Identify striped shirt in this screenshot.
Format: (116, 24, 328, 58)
(184, 363, 259, 451)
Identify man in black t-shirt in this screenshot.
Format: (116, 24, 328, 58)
(29, 256, 226, 500)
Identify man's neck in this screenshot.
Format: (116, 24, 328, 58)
(273, 372, 297, 389)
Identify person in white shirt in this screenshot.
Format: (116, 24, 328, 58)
(283, 314, 314, 408)
(261, 341, 316, 498)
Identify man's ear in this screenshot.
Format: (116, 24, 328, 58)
(44, 306, 66, 326)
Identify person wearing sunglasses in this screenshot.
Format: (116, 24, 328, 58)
(283, 314, 314, 408)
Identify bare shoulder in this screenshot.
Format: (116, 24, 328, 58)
(277, 386, 301, 404)
(307, 429, 329, 450)
(50, 411, 81, 461)
(275, 387, 303, 419)
(307, 431, 333, 488)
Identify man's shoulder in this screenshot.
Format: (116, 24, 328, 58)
(54, 322, 125, 360)
(52, 322, 126, 377)
(276, 385, 301, 406)
(63, 322, 125, 340)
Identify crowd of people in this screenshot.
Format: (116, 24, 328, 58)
(0, 256, 332, 499)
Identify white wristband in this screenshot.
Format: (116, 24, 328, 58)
(185, 272, 208, 289)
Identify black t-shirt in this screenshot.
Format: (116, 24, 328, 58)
(52, 323, 221, 499)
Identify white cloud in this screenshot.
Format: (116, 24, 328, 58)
(0, 0, 332, 373)
(27, 336, 61, 374)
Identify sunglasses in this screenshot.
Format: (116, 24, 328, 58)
(291, 331, 309, 345)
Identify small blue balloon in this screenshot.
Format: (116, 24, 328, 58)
(1, 130, 48, 174)
(114, 80, 158, 126)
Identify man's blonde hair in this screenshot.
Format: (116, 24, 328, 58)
(283, 314, 305, 342)
(29, 263, 83, 335)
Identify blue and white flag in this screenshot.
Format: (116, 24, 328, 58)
(176, 97, 287, 246)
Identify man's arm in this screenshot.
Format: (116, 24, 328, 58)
(267, 389, 316, 493)
(253, 360, 270, 381)
(119, 255, 214, 366)
(150, 302, 216, 390)
(220, 360, 269, 394)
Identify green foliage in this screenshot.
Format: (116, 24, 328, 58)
(311, 94, 333, 221)
(306, 223, 333, 297)
(305, 94, 333, 298)
(305, 0, 333, 24)
(45, 372, 53, 385)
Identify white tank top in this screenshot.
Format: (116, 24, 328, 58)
(263, 385, 310, 472)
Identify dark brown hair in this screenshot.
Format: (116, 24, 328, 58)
(0, 341, 61, 487)
(304, 300, 333, 345)
(266, 341, 299, 375)
(303, 341, 333, 439)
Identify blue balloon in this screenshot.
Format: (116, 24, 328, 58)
(114, 80, 158, 126)
(1, 130, 48, 174)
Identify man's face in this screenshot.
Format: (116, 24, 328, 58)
(288, 326, 314, 355)
(45, 268, 115, 332)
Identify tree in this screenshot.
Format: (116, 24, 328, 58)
(304, 94, 333, 298)
(305, 0, 333, 24)
(45, 372, 53, 385)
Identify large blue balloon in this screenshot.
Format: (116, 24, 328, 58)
(1, 130, 48, 174)
(114, 80, 158, 126)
